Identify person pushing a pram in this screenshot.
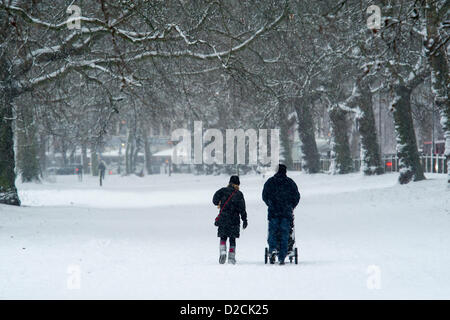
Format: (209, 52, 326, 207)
(262, 164, 300, 265)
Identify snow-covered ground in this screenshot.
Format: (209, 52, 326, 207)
(1, 172, 449, 299)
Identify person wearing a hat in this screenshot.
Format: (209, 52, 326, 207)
(212, 175, 248, 264)
(262, 164, 300, 265)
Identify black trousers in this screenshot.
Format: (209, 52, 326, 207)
(220, 236, 236, 247)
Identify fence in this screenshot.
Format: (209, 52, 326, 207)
(382, 155, 448, 174)
(293, 155, 448, 174)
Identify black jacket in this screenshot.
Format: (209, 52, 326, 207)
(262, 172, 300, 220)
(98, 162, 106, 171)
(213, 185, 247, 238)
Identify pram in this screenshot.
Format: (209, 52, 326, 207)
(264, 219, 298, 264)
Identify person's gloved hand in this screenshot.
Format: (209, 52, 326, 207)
(242, 220, 248, 229)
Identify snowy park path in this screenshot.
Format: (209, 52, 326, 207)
(1, 173, 449, 299)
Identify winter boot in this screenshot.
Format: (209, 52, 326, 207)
(219, 242, 227, 264)
(228, 246, 236, 264)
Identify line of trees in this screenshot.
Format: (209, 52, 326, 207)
(0, 0, 448, 206)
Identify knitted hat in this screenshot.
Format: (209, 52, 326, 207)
(229, 175, 240, 186)
(277, 164, 287, 174)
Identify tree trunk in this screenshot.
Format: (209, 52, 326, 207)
(426, 1, 450, 184)
(279, 107, 293, 170)
(61, 139, 68, 167)
(16, 103, 40, 182)
(39, 134, 47, 177)
(91, 145, 99, 176)
(132, 138, 139, 173)
(391, 85, 426, 184)
(0, 87, 21, 205)
(329, 106, 353, 174)
(294, 99, 320, 173)
(356, 82, 384, 175)
(81, 143, 89, 175)
(125, 134, 131, 175)
(141, 126, 152, 175)
(125, 128, 135, 175)
(69, 147, 76, 165)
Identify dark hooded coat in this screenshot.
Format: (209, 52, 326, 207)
(213, 185, 247, 238)
(262, 172, 300, 220)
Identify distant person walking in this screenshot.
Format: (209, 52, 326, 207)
(262, 164, 300, 265)
(212, 175, 248, 264)
(76, 164, 83, 182)
(98, 160, 106, 186)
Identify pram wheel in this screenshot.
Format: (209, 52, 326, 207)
(288, 247, 298, 264)
(265, 217, 298, 265)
